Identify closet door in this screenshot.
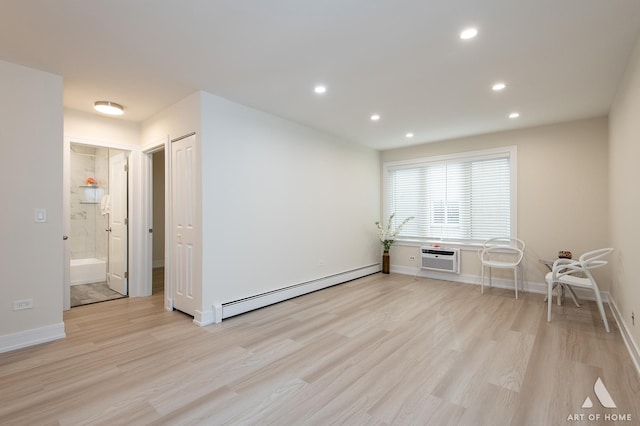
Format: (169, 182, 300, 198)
(171, 134, 198, 315)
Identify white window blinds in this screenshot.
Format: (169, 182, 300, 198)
(385, 147, 515, 244)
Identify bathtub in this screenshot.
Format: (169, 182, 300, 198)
(70, 258, 107, 285)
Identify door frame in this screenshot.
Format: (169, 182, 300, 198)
(141, 136, 172, 310)
(63, 136, 140, 309)
(141, 134, 202, 319)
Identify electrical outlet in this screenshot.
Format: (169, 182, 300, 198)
(409, 256, 416, 260)
(13, 299, 33, 311)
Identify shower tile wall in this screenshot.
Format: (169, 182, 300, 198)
(70, 145, 109, 260)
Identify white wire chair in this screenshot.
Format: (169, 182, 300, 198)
(480, 237, 526, 299)
(545, 248, 613, 332)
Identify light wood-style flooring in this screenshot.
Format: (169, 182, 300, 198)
(1, 273, 638, 425)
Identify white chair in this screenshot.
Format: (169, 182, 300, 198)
(546, 248, 613, 332)
(480, 237, 526, 299)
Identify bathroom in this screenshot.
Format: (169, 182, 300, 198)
(69, 143, 127, 306)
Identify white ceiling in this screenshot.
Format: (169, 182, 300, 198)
(1, 1, 639, 150)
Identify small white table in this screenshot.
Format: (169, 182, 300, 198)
(539, 258, 582, 307)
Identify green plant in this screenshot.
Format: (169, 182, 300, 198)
(375, 213, 414, 252)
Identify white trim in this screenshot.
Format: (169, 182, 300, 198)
(390, 265, 611, 302)
(0, 323, 66, 354)
(142, 137, 168, 299)
(165, 296, 174, 312)
(163, 135, 173, 314)
(141, 136, 171, 309)
(213, 304, 223, 324)
(65, 134, 139, 152)
(139, 149, 153, 297)
(218, 264, 380, 321)
(141, 138, 166, 153)
(608, 295, 640, 378)
(392, 264, 484, 287)
(194, 309, 215, 327)
(383, 146, 517, 169)
(393, 239, 484, 251)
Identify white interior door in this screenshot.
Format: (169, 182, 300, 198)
(63, 139, 71, 310)
(108, 151, 128, 295)
(171, 135, 198, 315)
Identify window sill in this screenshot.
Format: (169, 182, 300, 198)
(392, 239, 482, 252)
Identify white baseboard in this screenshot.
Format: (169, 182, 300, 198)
(193, 309, 215, 327)
(0, 323, 66, 354)
(608, 295, 640, 377)
(391, 265, 610, 302)
(218, 264, 380, 321)
(70, 278, 102, 286)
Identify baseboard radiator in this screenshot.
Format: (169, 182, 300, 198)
(220, 263, 380, 320)
(421, 246, 460, 274)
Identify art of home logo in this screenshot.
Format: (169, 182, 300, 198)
(566, 377, 633, 422)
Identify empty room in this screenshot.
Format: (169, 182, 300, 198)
(1, 1, 639, 424)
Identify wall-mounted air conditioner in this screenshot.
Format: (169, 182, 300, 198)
(421, 246, 460, 274)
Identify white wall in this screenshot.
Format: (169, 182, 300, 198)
(609, 35, 640, 353)
(0, 60, 65, 350)
(64, 108, 141, 147)
(141, 92, 201, 145)
(380, 117, 610, 290)
(142, 91, 380, 322)
(200, 93, 381, 308)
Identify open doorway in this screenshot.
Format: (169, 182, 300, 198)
(68, 143, 129, 307)
(151, 149, 165, 295)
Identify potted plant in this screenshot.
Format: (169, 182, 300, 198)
(375, 213, 414, 273)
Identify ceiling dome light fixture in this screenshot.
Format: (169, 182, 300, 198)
(370, 114, 381, 121)
(405, 133, 414, 138)
(314, 85, 327, 94)
(509, 112, 520, 119)
(492, 82, 506, 91)
(460, 27, 478, 40)
(94, 101, 124, 116)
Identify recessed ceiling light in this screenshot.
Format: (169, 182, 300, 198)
(371, 114, 381, 121)
(492, 82, 506, 91)
(509, 112, 520, 119)
(314, 85, 327, 94)
(460, 28, 478, 40)
(94, 101, 124, 116)
(405, 133, 414, 138)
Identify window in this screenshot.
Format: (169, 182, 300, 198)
(384, 147, 516, 245)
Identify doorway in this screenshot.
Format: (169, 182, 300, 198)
(68, 143, 129, 307)
(151, 149, 165, 295)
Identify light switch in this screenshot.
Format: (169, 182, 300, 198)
(35, 208, 47, 223)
